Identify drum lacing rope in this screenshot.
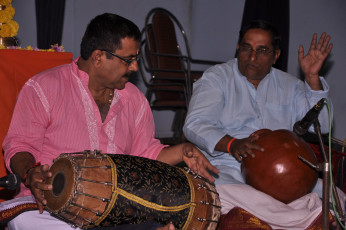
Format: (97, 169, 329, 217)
(49, 212, 90, 229)
(199, 200, 221, 209)
(74, 191, 110, 202)
(59, 209, 96, 226)
(184, 167, 212, 184)
(76, 165, 111, 169)
(196, 217, 220, 223)
(60, 149, 104, 158)
(69, 202, 103, 216)
(76, 176, 113, 186)
(197, 183, 219, 195)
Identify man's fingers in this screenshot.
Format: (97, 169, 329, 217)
(33, 190, 47, 211)
(37, 202, 46, 214)
(189, 162, 215, 183)
(309, 33, 318, 51)
(321, 34, 330, 50)
(199, 169, 215, 183)
(298, 45, 305, 64)
(208, 163, 219, 175)
(326, 43, 333, 54)
(36, 182, 53, 191)
(237, 150, 252, 159)
(316, 32, 326, 50)
(233, 152, 243, 162)
(319, 33, 333, 57)
(251, 143, 264, 152)
(322, 42, 333, 57)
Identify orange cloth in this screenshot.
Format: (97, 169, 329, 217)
(0, 49, 73, 201)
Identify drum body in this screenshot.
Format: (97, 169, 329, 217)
(241, 129, 318, 204)
(44, 151, 221, 229)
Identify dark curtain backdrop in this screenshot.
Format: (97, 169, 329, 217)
(35, 0, 65, 49)
(239, 0, 290, 71)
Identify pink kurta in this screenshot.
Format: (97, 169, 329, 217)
(3, 58, 166, 197)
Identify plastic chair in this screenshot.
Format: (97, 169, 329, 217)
(139, 7, 222, 142)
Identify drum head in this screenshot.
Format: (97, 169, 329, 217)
(44, 158, 75, 211)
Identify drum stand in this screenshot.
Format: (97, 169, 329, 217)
(300, 119, 344, 230)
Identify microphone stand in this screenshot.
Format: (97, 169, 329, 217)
(312, 118, 344, 229)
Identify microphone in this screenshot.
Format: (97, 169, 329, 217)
(293, 98, 326, 136)
(0, 174, 20, 190)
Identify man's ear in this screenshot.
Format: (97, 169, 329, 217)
(90, 49, 103, 67)
(235, 44, 240, 58)
(273, 49, 281, 64)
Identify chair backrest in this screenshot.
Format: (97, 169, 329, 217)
(144, 24, 157, 71)
(139, 8, 223, 143)
(141, 8, 190, 105)
(140, 7, 222, 109)
(150, 11, 183, 71)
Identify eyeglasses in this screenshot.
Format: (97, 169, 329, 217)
(100, 49, 140, 66)
(238, 44, 273, 57)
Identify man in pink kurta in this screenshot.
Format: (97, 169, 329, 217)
(3, 59, 165, 198)
(1, 13, 218, 230)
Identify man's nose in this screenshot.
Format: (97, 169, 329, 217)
(249, 50, 257, 61)
(128, 60, 139, 71)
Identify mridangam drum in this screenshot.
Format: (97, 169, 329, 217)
(44, 150, 221, 229)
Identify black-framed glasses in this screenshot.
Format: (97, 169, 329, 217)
(100, 49, 140, 65)
(238, 44, 274, 57)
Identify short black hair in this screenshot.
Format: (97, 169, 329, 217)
(80, 13, 141, 60)
(238, 20, 281, 50)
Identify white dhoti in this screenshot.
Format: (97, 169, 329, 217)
(217, 184, 323, 230)
(213, 164, 345, 229)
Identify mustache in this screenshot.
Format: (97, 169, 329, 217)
(124, 71, 137, 78)
(124, 71, 139, 83)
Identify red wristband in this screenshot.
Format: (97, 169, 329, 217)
(227, 138, 236, 155)
(23, 162, 41, 187)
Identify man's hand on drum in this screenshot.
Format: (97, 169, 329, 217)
(157, 143, 219, 183)
(229, 134, 264, 162)
(25, 164, 52, 213)
(181, 143, 219, 183)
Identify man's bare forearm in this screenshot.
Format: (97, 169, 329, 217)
(10, 152, 36, 179)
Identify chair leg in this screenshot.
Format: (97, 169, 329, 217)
(336, 155, 345, 192)
(171, 109, 186, 144)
